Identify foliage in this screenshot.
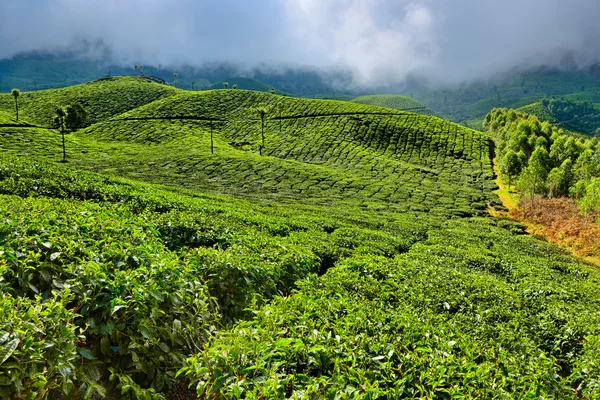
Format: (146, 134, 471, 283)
(0, 292, 81, 399)
(181, 218, 600, 398)
(518, 98, 600, 135)
(65, 103, 89, 131)
(486, 107, 600, 211)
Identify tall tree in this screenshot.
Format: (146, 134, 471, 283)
(223, 82, 229, 89)
(54, 107, 68, 163)
(173, 72, 179, 85)
(11, 89, 20, 121)
(499, 150, 521, 190)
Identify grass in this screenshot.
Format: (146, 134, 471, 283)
(1, 79, 599, 398)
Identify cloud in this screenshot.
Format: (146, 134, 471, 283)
(1, 0, 599, 86)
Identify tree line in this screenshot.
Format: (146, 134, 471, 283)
(485, 108, 600, 214)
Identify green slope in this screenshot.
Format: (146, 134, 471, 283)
(517, 102, 557, 122)
(352, 94, 437, 116)
(1, 89, 499, 215)
(0, 109, 26, 125)
(0, 76, 178, 127)
(410, 70, 600, 124)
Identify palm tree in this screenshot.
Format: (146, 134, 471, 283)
(54, 107, 67, 162)
(255, 106, 269, 155)
(223, 82, 229, 89)
(11, 89, 20, 121)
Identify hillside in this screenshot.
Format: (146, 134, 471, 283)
(0, 109, 27, 126)
(516, 98, 600, 135)
(0, 76, 178, 127)
(408, 69, 600, 125)
(0, 89, 499, 215)
(1, 82, 600, 398)
(352, 94, 437, 116)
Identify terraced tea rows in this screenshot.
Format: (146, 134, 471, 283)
(71, 90, 499, 215)
(352, 94, 437, 116)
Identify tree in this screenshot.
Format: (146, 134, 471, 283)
(173, 72, 179, 85)
(54, 107, 68, 163)
(232, 84, 238, 90)
(578, 178, 600, 224)
(192, 81, 196, 91)
(518, 147, 551, 201)
(270, 88, 276, 94)
(11, 89, 20, 121)
(223, 82, 229, 89)
(499, 150, 521, 190)
(255, 106, 269, 155)
(65, 104, 89, 132)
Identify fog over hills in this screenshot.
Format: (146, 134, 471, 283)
(1, 0, 600, 87)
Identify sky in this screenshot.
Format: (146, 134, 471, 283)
(1, 0, 599, 86)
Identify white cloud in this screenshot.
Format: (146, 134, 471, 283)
(1, 0, 599, 86)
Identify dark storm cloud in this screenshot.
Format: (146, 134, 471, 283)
(1, 0, 599, 86)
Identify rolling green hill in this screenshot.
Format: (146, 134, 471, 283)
(1, 81, 600, 398)
(516, 98, 600, 135)
(0, 76, 178, 127)
(409, 70, 600, 125)
(352, 94, 437, 116)
(1, 89, 499, 215)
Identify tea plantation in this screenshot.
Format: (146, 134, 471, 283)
(352, 94, 437, 116)
(1, 79, 600, 399)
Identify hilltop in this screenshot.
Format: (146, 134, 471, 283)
(1, 80, 600, 399)
(0, 76, 178, 127)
